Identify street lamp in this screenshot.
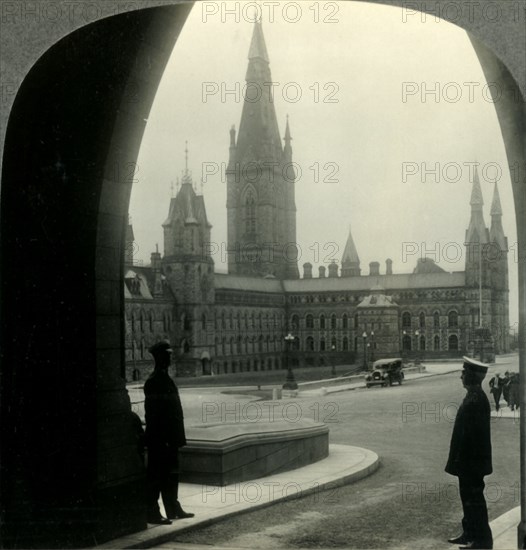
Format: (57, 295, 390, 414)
(282, 333, 298, 390)
(415, 330, 420, 366)
(331, 344, 336, 376)
(370, 331, 375, 363)
(362, 331, 368, 371)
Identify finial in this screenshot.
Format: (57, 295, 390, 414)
(185, 141, 189, 175)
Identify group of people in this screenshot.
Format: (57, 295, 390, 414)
(488, 370, 520, 411)
(136, 342, 498, 549)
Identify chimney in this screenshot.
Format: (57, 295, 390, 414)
(328, 262, 339, 278)
(386, 258, 393, 275)
(369, 261, 380, 276)
(303, 262, 313, 279)
(319, 266, 326, 278)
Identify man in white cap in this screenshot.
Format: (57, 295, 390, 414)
(144, 340, 194, 524)
(446, 357, 493, 549)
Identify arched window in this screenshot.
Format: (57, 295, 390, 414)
(419, 312, 425, 328)
(433, 311, 440, 328)
(131, 312, 135, 333)
(229, 337, 234, 355)
(320, 338, 326, 352)
(237, 312, 241, 329)
(434, 335, 440, 350)
(258, 335, 263, 352)
(342, 337, 349, 351)
(222, 337, 226, 355)
(402, 334, 412, 351)
(293, 336, 300, 351)
(306, 314, 314, 329)
(291, 314, 299, 330)
(183, 314, 191, 331)
(201, 313, 206, 330)
(354, 314, 359, 329)
(221, 311, 226, 329)
(229, 311, 233, 329)
(320, 315, 326, 329)
(237, 335, 242, 354)
(266, 335, 270, 352)
(140, 339, 145, 359)
(402, 312, 411, 328)
(448, 310, 458, 328)
(245, 190, 256, 235)
(419, 335, 426, 351)
(448, 334, 459, 350)
(182, 339, 190, 354)
(149, 312, 154, 332)
(331, 314, 337, 330)
(140, 312, 144, 332)
(306, 336, 314, 351)
(342, 314, 348, 330)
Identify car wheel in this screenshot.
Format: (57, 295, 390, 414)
(366, 383, 370, 388)
(399, 379, 402, 385)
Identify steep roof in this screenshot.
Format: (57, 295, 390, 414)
(342, 224, 360, 264)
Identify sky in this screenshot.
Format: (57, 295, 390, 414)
(129, 0, 518, 326)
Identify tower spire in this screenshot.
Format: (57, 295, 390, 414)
(248, 19, 269, 63)
(184, 140, 189, 176)
(341, 223, 361, 277)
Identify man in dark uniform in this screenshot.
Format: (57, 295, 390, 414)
(446, 357, 493, 549)
(144, 341, 194, 525)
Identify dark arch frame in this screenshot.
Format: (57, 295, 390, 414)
(0, 1, 525, 547)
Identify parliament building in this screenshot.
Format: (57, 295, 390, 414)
(124, 22, 509, 380)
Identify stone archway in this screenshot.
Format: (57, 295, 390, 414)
(0, 1, 524, 547)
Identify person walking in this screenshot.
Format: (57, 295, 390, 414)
(488, 374, 503, 411)
(144, 340, 194, 525)
(508, 372, 520, 412)
(446, 357, 493, 550)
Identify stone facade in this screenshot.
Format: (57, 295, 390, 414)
(125, 22, 509, 380)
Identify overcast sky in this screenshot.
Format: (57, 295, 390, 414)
(129, 1, 518, 326)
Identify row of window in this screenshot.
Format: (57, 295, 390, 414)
(292, 310, 462, 330)
(402, 334, 459, 351)
(215, 311, 283, 330)
(129, 312, 172, 333)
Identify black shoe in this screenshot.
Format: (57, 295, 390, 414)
(147, 515, 172, 525)
(459, 541, 493, 550)
(448, 534, 468, 544)
(167, 502, 195, 520)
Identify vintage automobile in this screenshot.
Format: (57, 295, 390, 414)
(365, 358, 404, 388)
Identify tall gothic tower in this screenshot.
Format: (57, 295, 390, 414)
(226, 21, 299, 279)
(489, 182, 509, 352)
(464, 168, 491, 290)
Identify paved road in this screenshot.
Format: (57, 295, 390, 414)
(161, 361, 520, 549)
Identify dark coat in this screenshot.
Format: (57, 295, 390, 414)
(445, 386, 492, 477)
(144, 369, 187, 452)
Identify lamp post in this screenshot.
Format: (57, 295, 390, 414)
(282, 333, 298, 390)
(331, 344, 336, 377)
(415, 330, 420, 366)
(362, 331, 367, 371)
(370, 331, 375, 363)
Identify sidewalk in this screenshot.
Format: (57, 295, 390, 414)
(98, 444, 379, 549)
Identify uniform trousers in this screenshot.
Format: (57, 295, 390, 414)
(146, 445, 179, 519)
(459, 474, 493, 548)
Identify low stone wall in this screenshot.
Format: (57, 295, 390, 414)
(180, 419, 329, 486)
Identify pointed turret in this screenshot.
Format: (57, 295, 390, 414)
(283, 115, 292, 159)
(465, 167, 489, 245)
(163, 146, 212, 258)
(341, 224, 361, 277)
